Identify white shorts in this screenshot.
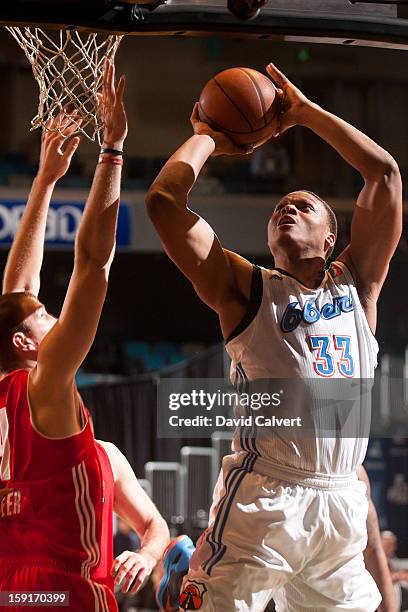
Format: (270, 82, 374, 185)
(180, 452, 381, 612)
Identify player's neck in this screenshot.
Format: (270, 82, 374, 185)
(0, 358, 35, 379)
(273, 255, 327, 289)
(13, 358, 37, 372)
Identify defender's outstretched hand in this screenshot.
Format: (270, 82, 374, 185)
(100, 59, 128, 150)
(190, 102, 253, 157)
(266, 63, 310, 135)
(3, 110, 81, 294)
(38, 113, 81, 184)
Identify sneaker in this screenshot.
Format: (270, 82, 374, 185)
(156, 535, 195, 612)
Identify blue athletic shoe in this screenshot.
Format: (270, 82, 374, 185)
(156, 535, 195, 612)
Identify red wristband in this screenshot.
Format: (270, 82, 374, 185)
(98, 155, 123, 166)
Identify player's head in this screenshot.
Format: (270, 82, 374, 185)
(268, 190, 337, 261)
(0, 292, 57, 374)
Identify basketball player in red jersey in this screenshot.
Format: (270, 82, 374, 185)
(147, 63, 402, 611)
(0, 61, 169, 611)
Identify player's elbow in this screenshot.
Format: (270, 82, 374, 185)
(380, 161, 402, 213)
(75, 241, 115, 275)
(371, 157, 401, 185)
(382, 158, 400, 185)
(146, 185, 178, 225)
(2, 279, 40, 297)
(365, 158, 402, 214)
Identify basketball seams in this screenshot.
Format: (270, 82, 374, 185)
(198, 103, 271, 136)
(198, 67, 279, 144)
(239, 68, 268, 128)
(213, 77, 254, 132)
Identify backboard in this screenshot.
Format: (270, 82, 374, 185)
(1, 0, 408, 49)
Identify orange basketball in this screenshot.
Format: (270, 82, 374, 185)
(198, 67, 280, 147)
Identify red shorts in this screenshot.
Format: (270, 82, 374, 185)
(0, 561, 118, 611)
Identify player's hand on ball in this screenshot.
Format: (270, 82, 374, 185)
(111, 549, 156, 594)
(190, 103, 254, 157)
(266, 63, 310, 135)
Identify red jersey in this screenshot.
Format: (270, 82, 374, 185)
(0, 369, 116, 609)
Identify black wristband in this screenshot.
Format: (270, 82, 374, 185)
(100, 147, 123, 156)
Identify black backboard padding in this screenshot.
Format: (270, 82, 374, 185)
(1, 1, 408, 49)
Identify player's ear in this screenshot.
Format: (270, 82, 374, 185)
(324, 232, 336, 254)
(12, 332, 36, 352)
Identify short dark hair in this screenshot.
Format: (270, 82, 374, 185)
(302, 191, 337, 259)
(0, 292, 39, 373)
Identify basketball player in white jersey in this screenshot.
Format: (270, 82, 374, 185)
(147, 62, 402, 612)
(155, 467, 397, 612)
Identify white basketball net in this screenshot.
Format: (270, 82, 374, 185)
(6, 28, 124, 143)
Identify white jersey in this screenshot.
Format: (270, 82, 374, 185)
(226, 261, 378, 479)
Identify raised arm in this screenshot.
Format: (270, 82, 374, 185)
(2, 116, 80, 295)
(266, 64, 402, 327)
(358, 466, 397, 612)
(29, 60, 127, 434)
(99, 441, 170, 595)
(146, 104, 254, 339)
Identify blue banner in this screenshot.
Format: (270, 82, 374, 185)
(0, 199, 132, 248)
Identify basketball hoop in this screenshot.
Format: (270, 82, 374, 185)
(5, 27, 124, 144)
